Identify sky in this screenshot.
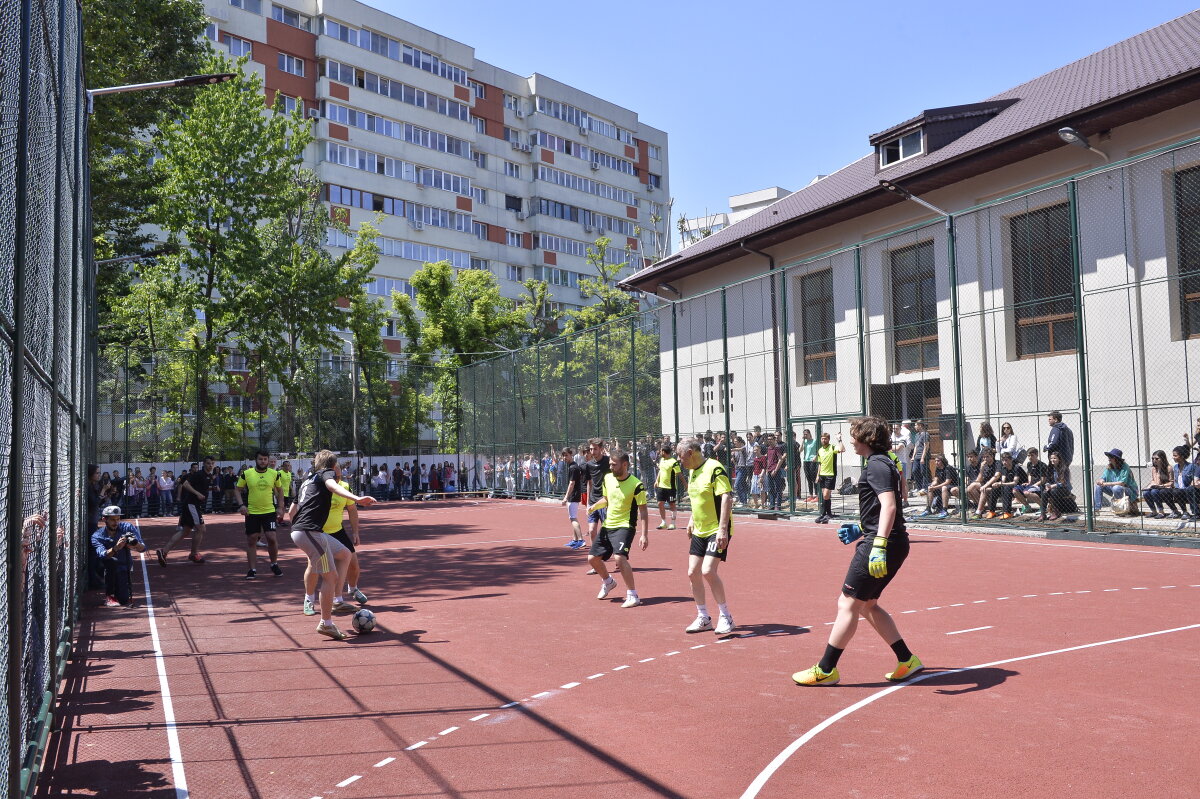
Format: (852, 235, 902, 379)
(376, 1, 1198, 247)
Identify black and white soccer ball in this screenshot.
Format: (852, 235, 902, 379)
(351, 608, 376, 633)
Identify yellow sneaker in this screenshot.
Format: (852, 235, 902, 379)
(656, 522, 668, 530)
(792, 664, 839, 686)
(885, 655, 923, 681)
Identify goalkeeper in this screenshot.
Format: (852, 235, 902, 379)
(793, 416, 921, 686)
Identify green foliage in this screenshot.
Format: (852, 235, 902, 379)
(565, 237, 639, 333)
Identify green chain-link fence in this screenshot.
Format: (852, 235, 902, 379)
(457, 135, 1200, 540)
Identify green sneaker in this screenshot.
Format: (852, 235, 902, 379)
(302, 597, 317, 616)
(792, 664, 840, 686)
(350, 588, 369, 604)
(886, 655, 923, 682)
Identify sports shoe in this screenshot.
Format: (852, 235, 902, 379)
(256, 539, 268, 548)
(351, 588, 369, 604)
(104, 595, 120, 608)
(586, 567, 597, 575)
(885, 655, 923, 682)
(792, 664, 840, 686)
(969, 512, 982, 520)
(983, 511, 996, 520)
(302, 597, 317, 616)
(667, 523, 676, 530)
(597, 576, 617, 600)
(621, 594, 642, 608)
(270, 562, 283, 576)
(332, 599, 357, 615)
(572, 540, 586, 549)
(656, 522, 667, 530)
(245, 569, 257, 579)
(934, 510, 949, 519)
(685, 615, 713, 633)
(188, 553, 205, 564)
(998, 512, 1012, 520)
(715, 615, 735, 636)
(155, 549, 167, 567)
(1021, 505, 1032, 515)
(316, 621, 347, 640)
(915, 509, 931, 518)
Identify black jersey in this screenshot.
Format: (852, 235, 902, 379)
(292, 469, 337, 531)
(585, 454, 610, 497)
(565, 463, 584, 503)
(856, 453, 907, 539)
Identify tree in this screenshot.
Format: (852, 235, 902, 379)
(84, 0, 210, 336)
(145, 53, 312, 459)
(565, 237, 639, 332)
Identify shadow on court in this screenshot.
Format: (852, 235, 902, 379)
(846, 666, 1020, 693)
(35, 757, 177, 797)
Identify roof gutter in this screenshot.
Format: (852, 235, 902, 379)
(739, 241, 784, 431)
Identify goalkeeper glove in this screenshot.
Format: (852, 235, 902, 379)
(837, 523, 863, 545)
(868, 536, 888, 578)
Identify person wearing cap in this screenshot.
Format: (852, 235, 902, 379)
(1093, 448, 1139, 513)
(91, 505, 146, 607)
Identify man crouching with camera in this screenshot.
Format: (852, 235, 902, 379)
(91, 504, 146, 607)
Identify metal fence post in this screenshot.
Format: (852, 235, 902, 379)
(630, 314, 637, 474)
(853, 247, 867, 416)
(780, 267, 795, 513)
(1068, 181, 1095, 531)
(946, 217, 970, 524)
(720, 288, 731, 474)
(671, 301, 679, 444)
(594, 328, 601, 438)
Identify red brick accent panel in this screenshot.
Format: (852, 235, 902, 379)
(626, 205, 638, 219)
(486, 224, 505, 245)
(336, 297, 350, 308)
(540, 148, 555, 164)
(543, 251, 557, 265)
(328, 81, 350, 101)
(523, 233, 533, 250)
(473, 81, 505, 139)
(635, 139, 651, 185)
(456, 196, 473, 212)
(384, 339, 403, 354)
(328, 123, 349, 140)
(330, 206, 350, 224)
(624, 144, 636, 159)
(627, 237, 639, 250)
(454, 85, 470, 102)
(262, 19, 318, 112)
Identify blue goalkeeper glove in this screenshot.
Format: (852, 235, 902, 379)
(868, 536, 888, 578)
(837, 523, 863, 545)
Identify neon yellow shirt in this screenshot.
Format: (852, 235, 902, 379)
(655, 457, 680, 490)
(279, 470, 292, 498)
(323, 479, 354, 534)
(818, 444, 839, 477)
(237, 468, 280, 515)
(688, 458, 733, 537)
(601, 472, 647, 529)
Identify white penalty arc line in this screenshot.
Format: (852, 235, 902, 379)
(739, 622, 1200, 799)
(135, 521, 189, 799)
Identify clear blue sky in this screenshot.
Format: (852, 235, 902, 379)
(377, 0, 1196, 245)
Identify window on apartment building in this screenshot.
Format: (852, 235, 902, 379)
(223, 34, 252, 58)
(505, 194, 522, 213)
(229, 0, 262, 14)
(276, 94, 300, 115)
(468, 80, 486, 99)
(472, 151, 488, 170)
(278, 53, 305, 77)
(1009, 202, 1076, 357)
(699, 376, 715, 415)
(506, 230, 522, 247)
(879, 130, 923, 168)
(506, 264, 523, 282)
(890, 240, 939, 372)
(718, 373, 734, 414)
(473, 117, 486, 134)
(648, 173, 662, 189)
(470, 258, 489, 271)
(271, 4, 310, 30)
(224, 351, 248, 372)
(470, 187, 487, 205)
(504, 93, 520, 110)
(504, 161, 521, 179)
(647, 144, 661, 160)
(203, 22, 217, 41)
(1176, 164, 1200, 338)
(503, 126, 520, 142)
(473, 221, 488, 240)
(381, 319, 397, 338)
(801, 269, 836, 383)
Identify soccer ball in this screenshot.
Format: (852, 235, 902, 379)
(351, 608, 376, 634)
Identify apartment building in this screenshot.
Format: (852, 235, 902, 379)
(679, 186, 792, 247)
(204, 0, 670, 364)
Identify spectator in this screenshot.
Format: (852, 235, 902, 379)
(147, 466, 159, 517)
(1168, 445, 1198, 527)
(987, 451, 1026, 519)
(222, 466, 239, 512)
(967, 448, 996, 520)
(997, 422, 1023, 465)
(1185, 417, 1200, 465)
(373, 465, 390, 499)
(159, 470, 176, 516)
(1044, 411, 1075, 466)
(765, 433, 785, 511)
(91, 504, 146, 607)
(1042, 451, 1077, 522)
(1014, 448, 1047, 515)
(751, 444, 766, 509)
(110, 469, 125, 513)
(891, 423, 911, 481)
(801, 429, 819, 502)
(732, 435, 750, 506)
(1142, 450, 1174, 519)
(1093, 448, 1139, 513)
(974, 422, 997, 456)
(960, 450, 981, 511)
(910, 422, 930, 494)
(86, 465, 105, 590)
(917, 454, 957, 518)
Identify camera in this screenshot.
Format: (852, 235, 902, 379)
(122, 532, 139, 546)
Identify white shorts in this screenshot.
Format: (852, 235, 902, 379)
(291, 528, 348, 575)
(567, 502, 580, 521)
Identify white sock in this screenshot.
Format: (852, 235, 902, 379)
(334, 596, 344, 604)
(348, 585, 357, 593)
(671, 512, 677, 522)
(696, 604, 709, 618)
(718, 603, 730, 618)
(627, 589, 638, 598)
(305, 594, 316, 603)
(321, 617, 332, 625)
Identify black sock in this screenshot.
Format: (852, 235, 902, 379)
(818, 644, 844, 673)
(891, 639, 913, 662)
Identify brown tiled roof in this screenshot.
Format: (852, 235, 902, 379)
(627, 10, 1200, 290)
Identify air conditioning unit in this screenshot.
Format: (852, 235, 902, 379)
(516, 211, 527, 221)
(520, 143, 533, 153)
(583, 224, 594, 234)
(511, 141, 522, 150)
(646, 184, 656, 192)
(515, 109, 526, 118)
(307, 108, 321, 119)
(409, 219, 424, 231)
(578, 126, 588, 136)
(590, 161, 600, 171)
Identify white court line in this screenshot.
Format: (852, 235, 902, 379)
(136, 524, 189, 799)
(405, 741, 428, 751)
(469, 714, 490, 721)
(438, 727, 459, 736)
(949, 603, 965, 607)
(691, 644, 706, 649)
(531, 691, 551, 699)
(914, 531, 1200, 558)
(499, 701, 520, 708)
(374, 757, 395, 767)
(613, 665, 630, 671)
(587, 673, 605, 679)
(972, 600, 987, 604)
(336, 776, 361, 788)
(638, 658, 655, 663)
(561, 682, 581, 689)
(739, 622, 1200, 799)
(946, 626, 993, 635)
(665, 651, 681, 656)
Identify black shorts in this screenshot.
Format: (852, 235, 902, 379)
(689, 532, 730, 562)
(245, 512, 277, 536)
(590, 526, 634, 561)
(178, 503, 204, 528)
(818, 475, 837, 491)
(331, 529, 356, 553)
(842, 535, 910, 601)
(655, 487, 676, 503)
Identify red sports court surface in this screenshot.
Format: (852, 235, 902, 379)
(39, 499, 1200, 798)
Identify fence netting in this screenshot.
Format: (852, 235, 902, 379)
(456, 136, 1200, 540)
(0, 0, 89, 793)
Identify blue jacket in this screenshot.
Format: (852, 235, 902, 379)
(1044, 422, 1075, 465)
(91, 521, 144, 566)
(1172, 462, 1198, 489)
